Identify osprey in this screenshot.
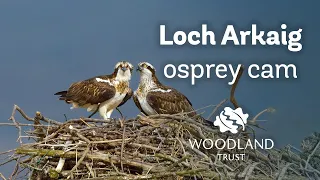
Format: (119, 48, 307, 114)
(55, 61, 133, 120)
(133, 62, 197, 117)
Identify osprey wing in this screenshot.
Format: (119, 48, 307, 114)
(65, 76, 116, 106)
(146, 87, 195, 116)
(133, 93, 148, 115)
(118, 88, 133, 107)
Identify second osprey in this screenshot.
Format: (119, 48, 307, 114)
(133, 62, 197, 117)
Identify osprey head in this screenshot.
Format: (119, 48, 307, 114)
(137, 62, 156, 77)
(136, 62, 162, 88)
(114, 61, 133, 81)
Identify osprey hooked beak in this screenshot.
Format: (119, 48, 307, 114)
(136, 66, 142, 71)
(121, 66, 127, 71)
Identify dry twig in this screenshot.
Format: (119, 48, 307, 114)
(230, 65, 244, 109)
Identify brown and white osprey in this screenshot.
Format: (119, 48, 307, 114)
(133, 62, 197, 117)
(55, 61, 133, 120)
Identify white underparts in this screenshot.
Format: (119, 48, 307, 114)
(98, 92, 126, 120)
(87, 104, 98, 112)
(134, 91, 157, 115)
(71, 92, 125, 120)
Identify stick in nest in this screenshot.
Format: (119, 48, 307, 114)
(230, 65, 244, 109)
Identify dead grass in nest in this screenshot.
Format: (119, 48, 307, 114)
(0, 104, 319, 180)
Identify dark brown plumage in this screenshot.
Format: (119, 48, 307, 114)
(133, 94, 145, 115)
(147, 86, 195, 116)
(55, 75, 116, 106)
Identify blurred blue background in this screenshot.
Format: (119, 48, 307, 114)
(0, 1, 318, 176)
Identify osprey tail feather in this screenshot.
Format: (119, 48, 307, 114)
(54, 91, 68, 101)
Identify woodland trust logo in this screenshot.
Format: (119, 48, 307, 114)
(188, 106, 274, 161)
(214, 107, 249, 134)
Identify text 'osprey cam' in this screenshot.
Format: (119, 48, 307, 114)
(54, 61, 133, 120)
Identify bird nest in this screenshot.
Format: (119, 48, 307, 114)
(1, 105, 319, 180)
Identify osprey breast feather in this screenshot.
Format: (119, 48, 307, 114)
(54, 61, 133, 120)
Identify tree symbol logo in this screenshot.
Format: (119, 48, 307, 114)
(214, 107, 249, 134)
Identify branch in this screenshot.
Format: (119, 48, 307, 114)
(8, 105, 23, 144)
(0, 123, 54, 127)
(230, 65, 244, 109)
(69, 145, 91, 179)
(35, 111, 61, 125)
(16, 147, 158, 172)
(305, 139, 320, 169)
(207, 99, 227, 120)
(120, 125, 126, 173)
(9, 105, 34, 122)
(0, 173, 6, 180)
(250, 107, 276, 124)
